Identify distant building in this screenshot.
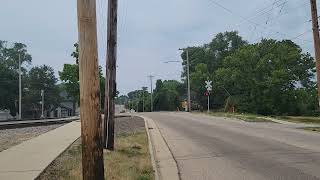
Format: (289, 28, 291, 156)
(0, 110, 13, 121)
(115, 105, 125, 114)
(48, 91, 79, 118)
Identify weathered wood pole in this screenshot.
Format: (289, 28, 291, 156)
(105, 0, 118, 150)
(77, 0, 105, 179)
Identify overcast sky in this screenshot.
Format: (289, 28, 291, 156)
(0, 0, 315, 95)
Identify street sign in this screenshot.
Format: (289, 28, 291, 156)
(205, 80, 212, 91)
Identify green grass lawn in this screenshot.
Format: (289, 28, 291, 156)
(37, 131, 154, 180)
(206, 112, 273, 122)
(302, 127, 320, 132)
(203, 111, 320, 124)
(276, 116, 320, 124)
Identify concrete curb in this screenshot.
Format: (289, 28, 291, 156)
(138, 115, 179, 180)
(143, 116, 159, 180)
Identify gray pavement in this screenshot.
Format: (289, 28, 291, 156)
(0, 121, 80, 180)
(143, 112, 320, 180)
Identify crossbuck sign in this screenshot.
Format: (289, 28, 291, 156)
(205, 80, 212, 91)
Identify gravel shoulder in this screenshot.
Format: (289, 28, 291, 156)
(115, 115, 146, 134)
(0, 124, 66, 152)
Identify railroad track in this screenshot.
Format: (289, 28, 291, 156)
(0, 117, 80, 130)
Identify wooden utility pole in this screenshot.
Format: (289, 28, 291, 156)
(77, 0, 104, 179)
(105, 0, 118, 150)
(310, 0, 320, 107)
(148, 75, 154, 112)
(179, 48, 192, 112)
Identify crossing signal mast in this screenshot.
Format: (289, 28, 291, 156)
(205, 80, 212, 113)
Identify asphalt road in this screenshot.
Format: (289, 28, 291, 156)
(143, 112, 320, 180)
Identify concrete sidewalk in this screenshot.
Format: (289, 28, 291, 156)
(0, 121, 81, 180)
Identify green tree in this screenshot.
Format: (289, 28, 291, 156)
(23, 65, 60, 118)
(215, 39, 316, 115)
(0, 62, 18, 115)
(180, 31, 247, 77)
(179, 31, 247, 109)
(127, 89, 149, 112)
(116, 95, 129, 105)
(59, 43, 106, 113)
(189, 63, 211, 109)
(153, 80, 182, 111)
(59, 64, 79, 100)
(0, 41, 32, 116)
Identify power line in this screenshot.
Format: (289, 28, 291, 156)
(207, 0, 312, 43)
(96, 0, 107, 71)
(291, 29, 312, 40)
(265, 2, 310, 26)
(230, 0, 286, 27)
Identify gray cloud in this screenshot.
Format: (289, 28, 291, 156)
(0, 0, 315, 94)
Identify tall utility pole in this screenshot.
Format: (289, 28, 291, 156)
(186, 50, 191, 112)
(142, 89, 145, 112)
(18, 54, 22, 120)
(40, 90, 44, 118)
(105, 0, 118, 150)
(136, 100, 139, 112)
(310, 0, 320, 107)
(77, 0, 105, 179)
(142, 87, 148, 112)
(179, 48, 192, 112)
(148, 75, 154, 112)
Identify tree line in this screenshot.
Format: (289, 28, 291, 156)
(0, 41, 61, 118)
(120, 31, 317, 116)
(0, 41, 105, 119)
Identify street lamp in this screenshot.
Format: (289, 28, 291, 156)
(163, 49, 192, 112)
(179, 48, 191, 112)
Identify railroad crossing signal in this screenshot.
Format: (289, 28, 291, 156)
(205, 80, 212, 113)
(205, 80, 212, 91)
(204, 90, 209, 96)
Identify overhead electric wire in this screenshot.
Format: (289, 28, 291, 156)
(96, 0, 108, 71)
(207, 0, 313, 44)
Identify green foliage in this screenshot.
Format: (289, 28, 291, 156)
(71, 43, 79, 64)
(179, 31, 248, 110)
(0, 41, 32, 116)
(116, 95, 129, 105)
(180, 31, 247, 77)
(59, 64, 79, 103)
(177, 31, 317, 115)
(0, 62, 18, 115)
(190, 63, 210, 108)
(23, 65, 60, 118)
(153, 80, 182, 111)
(59, 43, 105, 110)
(127, 80, 184, 112)
(214, 39, 316, 115)
(127, 89, 151, 112)
(125, 31, 317, 116)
